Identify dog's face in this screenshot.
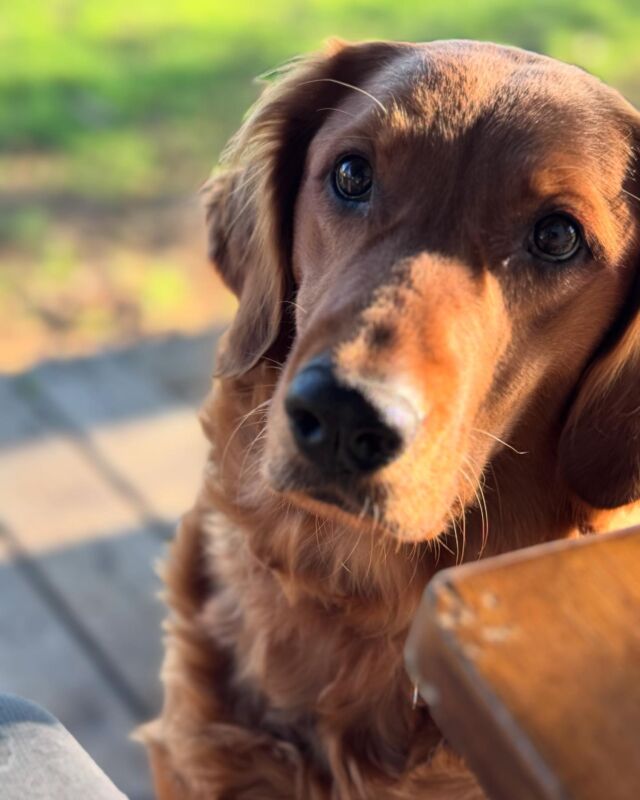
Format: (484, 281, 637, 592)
(208, 41, 640, 542)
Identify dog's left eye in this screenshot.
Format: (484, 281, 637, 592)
(530, 213, 583, 262)
(332, 155, 373, 202)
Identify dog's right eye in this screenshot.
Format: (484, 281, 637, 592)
(332, 155, 373, 202)
(530, 213, 583, 262)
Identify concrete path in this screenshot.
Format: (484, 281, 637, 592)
(0, 329, 218, 799)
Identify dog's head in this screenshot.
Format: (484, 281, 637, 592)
(206, 40, 640, 543)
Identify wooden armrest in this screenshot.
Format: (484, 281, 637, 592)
(405, 527, 640, 800)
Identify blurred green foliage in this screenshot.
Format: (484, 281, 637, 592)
(2, 0, 640, 367)
(2, 0, 640, 194)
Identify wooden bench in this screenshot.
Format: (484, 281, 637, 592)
(405, 527, 640, 800)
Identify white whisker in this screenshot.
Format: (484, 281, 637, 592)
(472, 427, 528, 455)
(300, 78, 387, 114)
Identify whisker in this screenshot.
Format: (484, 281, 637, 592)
(220, 398, 272, 473)
(285, 299, 309, 316)
(472, 427, 528, 455)
(484, 462, 502, 558)
(621, 187, 640, 205)
(436, 537, 455, 557)
(331, 513, 367, 579)
(449, 511, 461, 566)
(236, 424, 269, 487)
(300, 78, 387, 114)
(461, 457, 490, 557)
(260, 356, 285, 371)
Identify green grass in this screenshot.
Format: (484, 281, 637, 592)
(2, 0, 640, 368)
(2, 0, 640, 190)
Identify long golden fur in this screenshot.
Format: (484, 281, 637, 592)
(141, 40, 640, 798)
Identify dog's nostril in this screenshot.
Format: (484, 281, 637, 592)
(290, 408, 324, 445)
(348, 428, 401, 471)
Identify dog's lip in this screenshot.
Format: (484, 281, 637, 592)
(298, 485, 361, 514)
(265, 458, 375, 517)
(285, 486, 380, 533)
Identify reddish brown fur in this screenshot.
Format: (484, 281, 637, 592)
(141, 41, 640, 798)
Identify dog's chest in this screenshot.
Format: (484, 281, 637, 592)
(213, 561, 438, 776)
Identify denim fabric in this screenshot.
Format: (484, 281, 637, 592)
(0, 694, 126, 799)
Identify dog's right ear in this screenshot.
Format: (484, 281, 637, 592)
(203, 40, 405, 378)
(204, 167, 256, 299)
(203, 164, 286, 379)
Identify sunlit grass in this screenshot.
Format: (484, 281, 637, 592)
(2, 0, 640, 369)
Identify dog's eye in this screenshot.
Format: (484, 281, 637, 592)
(333, 155, 372, 201)
(530, 213, 582, 262)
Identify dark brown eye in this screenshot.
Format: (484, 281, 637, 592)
(333, 155, 372, 201)
(531, 213, 582, 261)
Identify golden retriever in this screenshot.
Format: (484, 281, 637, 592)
(141, 40, 640, 799)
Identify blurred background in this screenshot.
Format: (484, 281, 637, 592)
(1, 2, 639, 799)
(3, 0, 640, 370)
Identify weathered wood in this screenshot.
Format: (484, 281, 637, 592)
(129, 329, 219, 406)
(31, 528, 166, 716)
(29, 348, 210, 525)
(0, 429, 137, 548)
(405, 527, 640, 800)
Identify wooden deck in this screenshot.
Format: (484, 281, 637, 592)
(0, 329, 219, 800)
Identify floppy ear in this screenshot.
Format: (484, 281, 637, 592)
(203, 165, 287, 377)
(558, 232, 640, 509)
(204, 39, 403, 377)
(558, 110, 640, 510)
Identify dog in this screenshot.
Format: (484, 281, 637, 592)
(141, 40, 640, 799)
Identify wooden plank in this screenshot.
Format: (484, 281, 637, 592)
(0, 431, 138, 548)
(0, 377, 165, 729)
(0, 378, 44, 448)
(29, 350, 209, 524)
(86, 408, 208, 524)
(31, 527, 166, 717)
(128, 329, 219, 407)
(0, 551, 153, 800)
(405, 527, 640, 800)
(30, 351, 180, 430)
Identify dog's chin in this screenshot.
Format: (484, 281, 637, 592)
(264, 458, 447, 541)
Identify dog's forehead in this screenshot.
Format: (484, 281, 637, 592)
(394, 42, 614, 121)
(319, 41, 627, 170)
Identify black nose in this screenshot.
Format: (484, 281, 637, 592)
(285, 357, 401, 475)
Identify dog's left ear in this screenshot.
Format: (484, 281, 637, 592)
(559, 116, 640, 509)
(558, 301, 640, 509)
(205, 40, 404, 378)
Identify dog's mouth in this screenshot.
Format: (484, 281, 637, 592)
(265, 457, 396, 532)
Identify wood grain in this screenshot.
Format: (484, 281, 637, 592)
(405, 527, 640, 800)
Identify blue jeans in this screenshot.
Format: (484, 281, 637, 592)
(0, 693, 125, 799)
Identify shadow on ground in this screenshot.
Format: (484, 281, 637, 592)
(0, 328, 220, 799)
